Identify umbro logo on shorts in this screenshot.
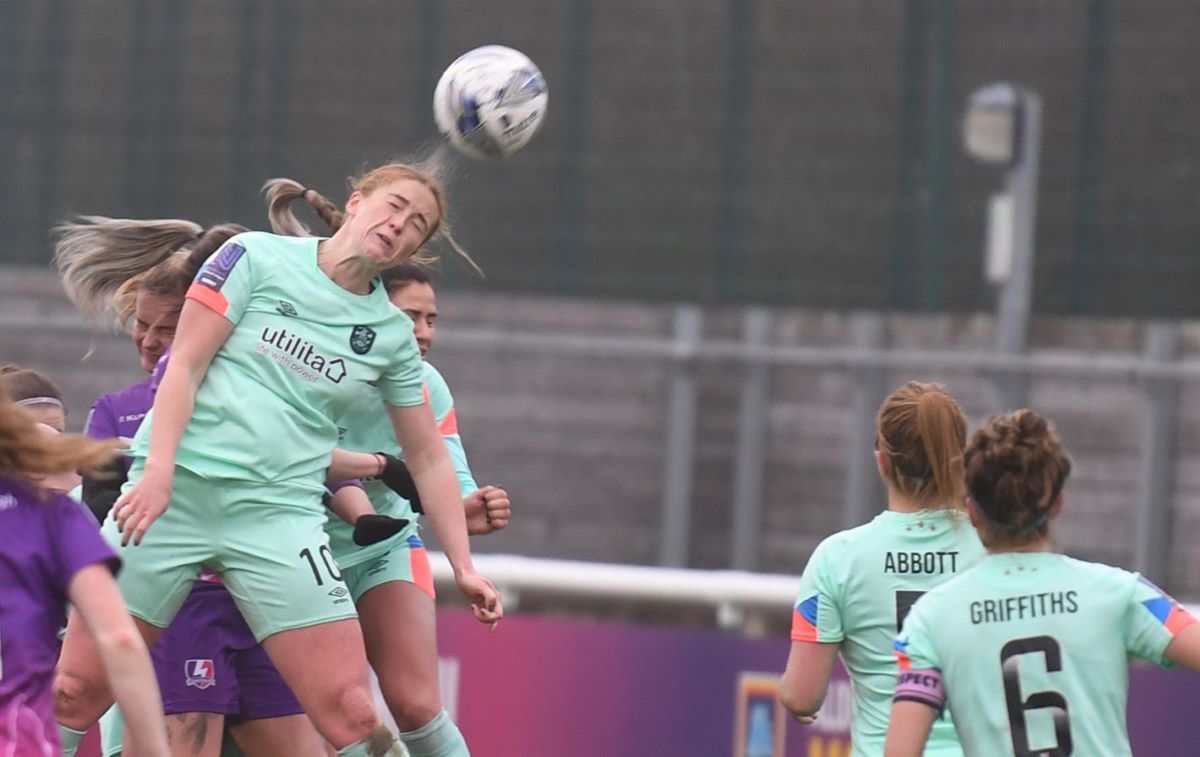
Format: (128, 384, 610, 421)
(328, 586, 349, 598)
(185, 659, 216, 690)
(367, 558, 390, 576)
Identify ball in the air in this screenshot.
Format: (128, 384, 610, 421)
(433, 45, 548, 159)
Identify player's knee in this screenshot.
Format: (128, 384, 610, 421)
(379, 675, 440, 731)
(54, 669, 108, 724)
(324, 681, 380, 739)
(390, 697, 441, 733)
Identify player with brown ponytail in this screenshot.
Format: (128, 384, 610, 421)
(52, 157, 498, 757)
(781, 381, 984, 755)
(263, 177, 498, 757)
(54, 217, 336, 756)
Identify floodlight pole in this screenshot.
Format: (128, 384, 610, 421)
(991, 89, 1042, 412)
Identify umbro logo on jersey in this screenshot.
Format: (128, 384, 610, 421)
(350, 325, 376, 355)
(276, 300, 298, 316)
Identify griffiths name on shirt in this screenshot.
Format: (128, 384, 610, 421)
(970, 591, 1079, 624)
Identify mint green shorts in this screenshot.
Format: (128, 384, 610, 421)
(102, 464, 357, 641)
(340, 533, 435, 603)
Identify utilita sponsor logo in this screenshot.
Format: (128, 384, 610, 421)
(257, 326, 347, 383)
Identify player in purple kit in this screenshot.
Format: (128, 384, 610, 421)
(0, 386, 169, 756)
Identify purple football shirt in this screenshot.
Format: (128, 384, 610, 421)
(85, 375, 154, 447)
(0, 475, 119, 753)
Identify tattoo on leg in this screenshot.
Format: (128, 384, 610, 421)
(172, 712, 213, 755)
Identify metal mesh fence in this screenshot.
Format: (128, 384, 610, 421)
(1, 0, 1198, 315)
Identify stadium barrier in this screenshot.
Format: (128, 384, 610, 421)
(418, 553, 1200, 756)
(427, 551, 1200, 629)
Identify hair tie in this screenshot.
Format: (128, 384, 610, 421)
(301, 188, 314, 202)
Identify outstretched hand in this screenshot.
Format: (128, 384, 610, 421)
(456, 571, 503, 630)
(112, 469, 173, 546)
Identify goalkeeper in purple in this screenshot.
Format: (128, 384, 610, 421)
(0, 388, 169, 756)
(886, 410, 1200, 757)
(53, 162, 502, 757)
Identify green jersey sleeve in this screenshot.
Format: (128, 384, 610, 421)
(187, 236, 257, 324)
(791, 536, 845, 643)
(422, 362, 478, 496)
(136, 232, 427, 486)
(377, 321, 425, 408)
(1124, 574, 1197, 665)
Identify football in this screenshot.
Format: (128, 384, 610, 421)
(433, 45, 548, 159)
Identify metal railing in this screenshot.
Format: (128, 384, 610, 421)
(437, 308, 1195, 587)
(428, 552, 1200, 633)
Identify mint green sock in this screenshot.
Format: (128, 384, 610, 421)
(336, 725, 409, 756)
(399, 711, 469, 757)
(59, 724, 88, 757)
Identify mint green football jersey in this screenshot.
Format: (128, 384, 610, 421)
(895, 553, 1197, 757)
(792, 509, 985, 756)
(329, 360, 478, 567)
(128, 232, 425, 489)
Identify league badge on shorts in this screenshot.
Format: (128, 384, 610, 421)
(350, 325, 377, 355)
(185, 659, 216, 690)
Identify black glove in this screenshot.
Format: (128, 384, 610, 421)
(82, 456, 128, 524)
(376, 453, 424, 514)
(352, 514, 411, 546)
(320, 484, 411, 546)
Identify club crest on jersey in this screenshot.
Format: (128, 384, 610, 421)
(185, 659, 216, 690)
(350, 325, 376, 355)
(195, 242, 246, 291)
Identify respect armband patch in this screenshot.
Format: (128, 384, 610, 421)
(894, 668, 945, 716)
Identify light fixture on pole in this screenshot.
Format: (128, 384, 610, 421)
(963, 82, 1042, 412)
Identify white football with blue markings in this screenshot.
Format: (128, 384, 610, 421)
(433, 45, 548, 159)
